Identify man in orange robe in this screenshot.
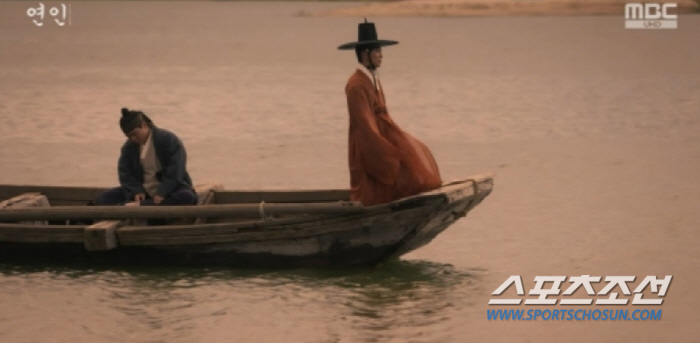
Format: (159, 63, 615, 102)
(338, 20, 442, 206)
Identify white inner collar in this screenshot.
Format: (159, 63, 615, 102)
(359, 64, 379, 90)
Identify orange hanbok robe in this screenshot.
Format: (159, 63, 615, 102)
(345, 68, 442, 206)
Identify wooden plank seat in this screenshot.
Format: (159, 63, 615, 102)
(84, 183, 225, 250)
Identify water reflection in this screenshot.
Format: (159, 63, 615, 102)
(297, 260, 483, 342)
(0, 259, 483, 343)
(108, 260, 483, 343)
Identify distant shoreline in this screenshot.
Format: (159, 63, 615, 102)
(308, 0, 700, 17)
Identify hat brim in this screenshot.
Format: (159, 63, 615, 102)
(337, 40, 398, 50)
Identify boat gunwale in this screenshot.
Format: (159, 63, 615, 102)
(0, 175, 493, 245)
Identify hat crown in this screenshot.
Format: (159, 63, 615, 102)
(358, 22, 378, 42)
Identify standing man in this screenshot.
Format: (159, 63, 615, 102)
(95, 108, 197, 206)
(338, 20, 442, 206)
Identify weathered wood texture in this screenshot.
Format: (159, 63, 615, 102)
(84, 220, 123, 251)
(0, 175, 494, 267)
(0, 185, 350, 205)
(372, 176, 493, 261)
(116, 201, 437, 246)
(0, 223, 85, 243)
(0, 201, 364, 221)
(213, 190, 350, 204)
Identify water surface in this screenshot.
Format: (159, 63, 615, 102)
(1, 2, 699, 342)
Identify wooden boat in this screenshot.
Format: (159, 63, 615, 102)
(0, 175, 493, 268)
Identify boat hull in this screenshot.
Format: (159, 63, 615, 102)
(0, 176, 493, 268)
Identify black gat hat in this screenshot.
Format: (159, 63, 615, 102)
(337, 19, 398, 50)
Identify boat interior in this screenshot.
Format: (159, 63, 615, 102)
(0, 184, 356, 226)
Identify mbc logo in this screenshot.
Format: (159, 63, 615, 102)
(625, 2, 678, 29)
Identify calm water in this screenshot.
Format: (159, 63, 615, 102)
(1, 1, 699, 342)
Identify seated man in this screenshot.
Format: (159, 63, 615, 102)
(338, 20, 442, 206)
(95, 108, 197, 206)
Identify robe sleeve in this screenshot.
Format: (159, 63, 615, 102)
(118, 144, 147, 200)
(155, 131, 187, 198)
(346, 84, 401, 185)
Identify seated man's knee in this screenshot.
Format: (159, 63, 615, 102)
(168, 188, 197, 205)
(95, 187, 127, 205)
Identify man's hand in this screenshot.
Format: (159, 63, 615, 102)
(134, 193, 146, 202)
(153, 195, 164, 205)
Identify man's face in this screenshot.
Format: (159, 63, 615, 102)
(363, 48, 383, 68)
(125, 122, 150, 145)
(370, 48, 383, 68)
